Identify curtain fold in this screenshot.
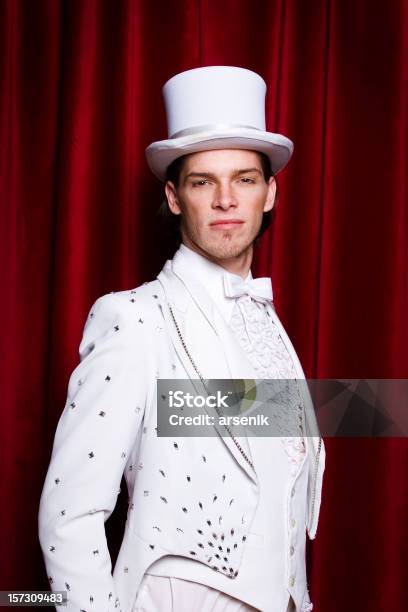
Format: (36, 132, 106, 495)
(1, 1, 407, 609)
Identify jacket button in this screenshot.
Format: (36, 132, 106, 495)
(289, 575, 295, 587)
(290, 545, 295, 556)
(290, 518, 296, 528)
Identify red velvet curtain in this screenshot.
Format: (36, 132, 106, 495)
(1, 1, 407, 610)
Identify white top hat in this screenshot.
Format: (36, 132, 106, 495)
(145, 66, 294, 181)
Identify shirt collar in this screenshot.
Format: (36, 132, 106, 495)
(172, 243, 253, 324)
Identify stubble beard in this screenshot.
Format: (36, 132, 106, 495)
(183, 224, 255, 261)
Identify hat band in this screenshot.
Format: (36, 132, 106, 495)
(170, 123, 262, 139)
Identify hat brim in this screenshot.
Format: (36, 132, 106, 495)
(145, 128, 294, 181)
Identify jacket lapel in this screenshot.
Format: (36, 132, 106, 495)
(156, 259, 259, 484)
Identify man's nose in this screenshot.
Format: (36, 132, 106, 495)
(213, 183, 237, 209)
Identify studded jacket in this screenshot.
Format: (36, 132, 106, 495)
(38, 255, 325, 612)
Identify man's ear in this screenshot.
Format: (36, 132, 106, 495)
(263, 176, 277, 213)
(164, 181, 182, 215)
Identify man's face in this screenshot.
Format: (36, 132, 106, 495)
(164, 149, 276, 261)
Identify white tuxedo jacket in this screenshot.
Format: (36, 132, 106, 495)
(38, 254, 325, 612)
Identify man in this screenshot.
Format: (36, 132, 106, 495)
(38, 66, 325, 612)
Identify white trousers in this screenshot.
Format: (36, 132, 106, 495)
(132, 574, 296, 612)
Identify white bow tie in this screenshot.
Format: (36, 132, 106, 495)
(223, 271, 273, 304)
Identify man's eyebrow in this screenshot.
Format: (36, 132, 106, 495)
(183, 168, 262, 183)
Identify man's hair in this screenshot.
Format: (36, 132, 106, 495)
(155, 150, 279, 250)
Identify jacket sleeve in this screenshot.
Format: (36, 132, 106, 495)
(38, 293, 148, 611)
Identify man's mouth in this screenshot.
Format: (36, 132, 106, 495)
(209, 220, 244, 230)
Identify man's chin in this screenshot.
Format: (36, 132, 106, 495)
(198, 237, 254, 260)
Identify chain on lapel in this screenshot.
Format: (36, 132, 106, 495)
(167, 302, 256, 472)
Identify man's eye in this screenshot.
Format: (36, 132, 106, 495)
(239, 177, 255, 183)
(192, 180, 209, 187)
